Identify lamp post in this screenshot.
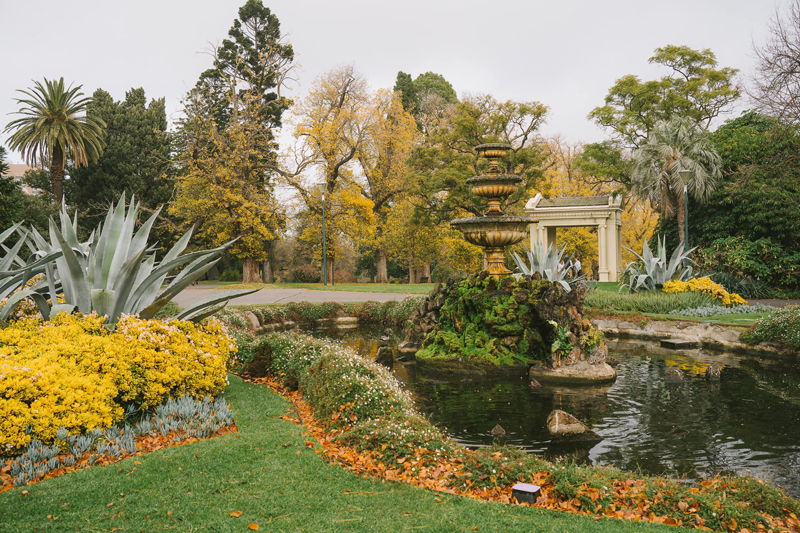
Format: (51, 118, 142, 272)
(678, 169, 691, 268)
(315, 182, 328, 286)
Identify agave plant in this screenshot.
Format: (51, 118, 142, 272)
(0, 223, 64, 323)
(620, 235, 695, 292)
(22, 194, 255, 326)
(511, 242, 577, 292)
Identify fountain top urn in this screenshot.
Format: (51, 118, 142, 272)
(451, 143, 536, 278)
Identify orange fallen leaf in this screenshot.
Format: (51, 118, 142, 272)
(230, 511, 242, 518)
(248, 524, 259, 530)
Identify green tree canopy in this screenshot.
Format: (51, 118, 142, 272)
(658, 111, 800, 287)
(409, 94, 549, 223)
(579, 45, 740, 188)
(195, 0, 294, 132)
(3, 78, 106, 205)
(66, 88, 173, 228)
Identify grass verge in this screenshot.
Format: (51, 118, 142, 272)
(0, 376, 673, 532)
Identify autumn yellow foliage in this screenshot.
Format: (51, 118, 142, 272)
(663, 277, 746, 306)
(0, 314, 235, 452)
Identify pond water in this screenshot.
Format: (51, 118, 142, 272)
(313, 327, 800, 497)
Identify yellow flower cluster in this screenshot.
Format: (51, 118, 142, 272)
(0, 313, 236, 451)
(663, 277, 747, 307)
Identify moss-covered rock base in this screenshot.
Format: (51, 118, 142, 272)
(405, 272, 613, 379)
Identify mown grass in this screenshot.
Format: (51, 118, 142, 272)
(201, 281, 436, 294)
(0, 376, 673, 532)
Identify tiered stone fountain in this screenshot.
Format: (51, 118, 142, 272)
(403, 143, 616, 383)
(450, 143, 535, 278)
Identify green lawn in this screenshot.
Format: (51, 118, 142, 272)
(203, 281, 436, 294)
(0, 376, 673, 532)
(589, 281, 627, 293)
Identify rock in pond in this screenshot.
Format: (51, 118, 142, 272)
(374, 345, 393, 368)
(546, 410, 600, 442)
(705, 363, 721, 382)
(491, 424, 506, 437)
(664, 367, 685, 383)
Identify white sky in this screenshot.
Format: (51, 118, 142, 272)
(0, 0, 782, 164)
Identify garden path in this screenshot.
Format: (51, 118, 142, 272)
(173, 284, 416, 308)
(747, 299, 800, 308)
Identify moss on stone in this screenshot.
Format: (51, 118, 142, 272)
(414, 273, 558, 371)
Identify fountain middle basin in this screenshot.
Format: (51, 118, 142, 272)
(450, 216, 534, 277)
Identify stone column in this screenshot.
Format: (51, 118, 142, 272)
(546, 226, 557, 252)
(598, 222, 609, 282)
(605, 215, 619, 282)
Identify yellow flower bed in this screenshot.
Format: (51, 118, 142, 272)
(663, 277, 747, 307)
(0, 314, 235, 452)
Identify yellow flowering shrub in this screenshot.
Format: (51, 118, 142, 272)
(663, 277, 747, 307)
(0, 313, 235, 452)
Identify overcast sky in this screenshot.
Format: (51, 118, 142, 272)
(0, 0, 782, 164)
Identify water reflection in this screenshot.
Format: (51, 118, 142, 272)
(313, 327, 800, 497)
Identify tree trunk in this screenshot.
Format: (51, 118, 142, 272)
(677, 186, 687, 248)
(409, 266, 416, 284)
(242, 257, 262, 283)
(327, 256, 335, 285)
(376, 248, 388, 284)
(263, 241, 275, 284)
(263, 259, 274, 284)
(50, 144, 64, 205)
(422, 264, 431, 283)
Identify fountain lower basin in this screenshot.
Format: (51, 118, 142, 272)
(451, 216, 535, 276)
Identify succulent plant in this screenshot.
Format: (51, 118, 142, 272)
(20, 194, 256, 326)
(0, 223, 64, 323)
(511, 242, 578, 292)
(620, 236, 695, 293)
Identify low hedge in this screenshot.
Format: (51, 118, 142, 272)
(237, 298, 424, 328)
(243, 332, 453, 462)
(0, 313, 235, 452)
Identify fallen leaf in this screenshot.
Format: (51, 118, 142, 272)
(230, 511, 243, 518)
(248, 524, 259, 530)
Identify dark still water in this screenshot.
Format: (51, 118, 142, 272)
(317, 328, 800, 497)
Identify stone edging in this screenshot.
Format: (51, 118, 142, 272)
(591, 317, 796, 357)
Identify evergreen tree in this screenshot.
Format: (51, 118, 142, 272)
(67, 88, 173, 228)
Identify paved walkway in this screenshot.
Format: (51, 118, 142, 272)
(747, 299, 800, 308)
(173, 285, 417, 308)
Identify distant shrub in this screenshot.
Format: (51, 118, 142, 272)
(219, 269, 242, 282)
(708, 272, 775, 299)
(742, 306, 800, 348)
(290, 264, 320, 283)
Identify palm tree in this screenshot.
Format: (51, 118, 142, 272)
(631, 116, 722, 247)
(3, 77, 105, 204)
